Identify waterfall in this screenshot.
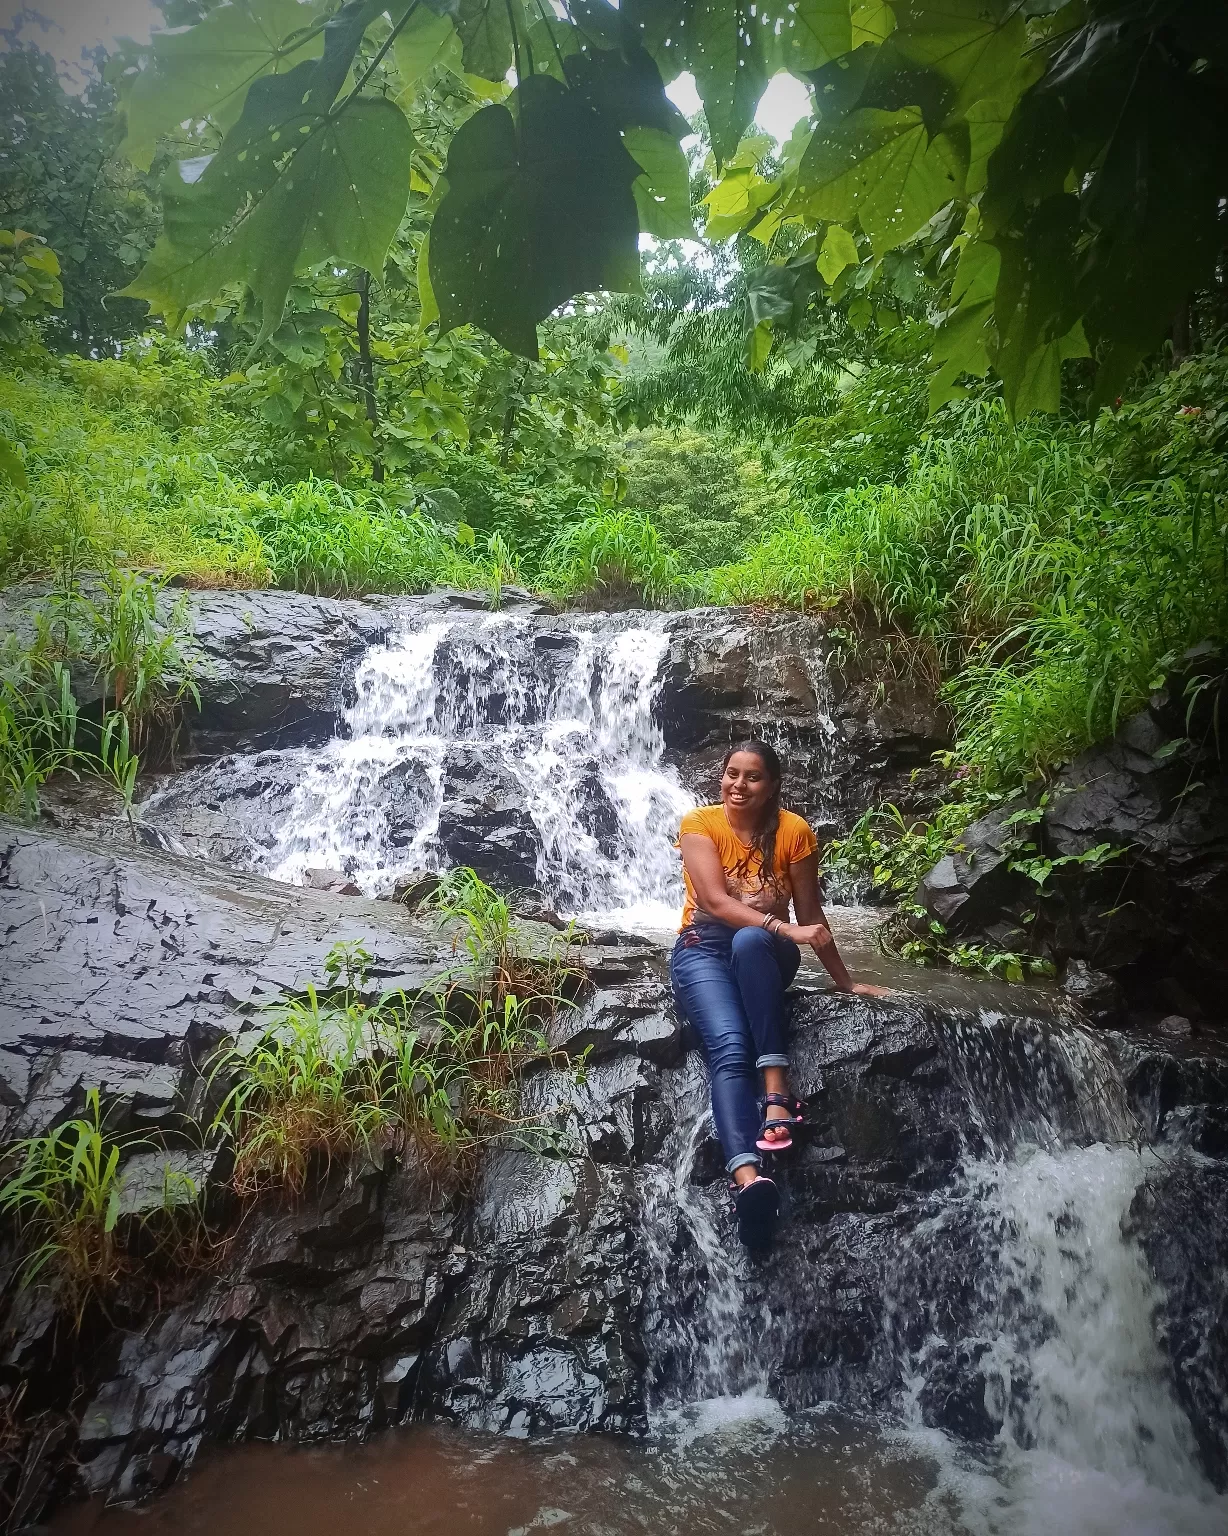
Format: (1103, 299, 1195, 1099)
(160, 612, 696, 923)
(639, 1005, 1226, 1531)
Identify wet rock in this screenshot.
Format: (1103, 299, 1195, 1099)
(1062, 959, 1125, 1027)
(1129, 1157, 1228, 1490)
(435, 752, 541, 891)
(1160, 1014, 1194, 1039)
(0, 822, 451, 1133)
(913, 688, 1228, 1025)
(114, 1147, 226, 1219)
(658, 608, 950, 837)
(916, 801, 1026, 933)
(301, 868, 362, 896)
(388, 870, 441, 908)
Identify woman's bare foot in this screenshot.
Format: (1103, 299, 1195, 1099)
(760, 1102, 792, 1143)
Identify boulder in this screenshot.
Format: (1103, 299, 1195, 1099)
(916, 802, 1027, 932)
(914, 685, 1228, 1025)
(1061, 959, 1125, 1027)
(301, 868, 362, 896)
(0, 822, 452, 1139)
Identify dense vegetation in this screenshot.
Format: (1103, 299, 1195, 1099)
(1, 0, 1226, 899)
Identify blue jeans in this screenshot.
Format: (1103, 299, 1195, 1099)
(669, 922, 801, 1174)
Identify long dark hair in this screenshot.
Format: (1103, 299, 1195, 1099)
(722, 739, 783, 889)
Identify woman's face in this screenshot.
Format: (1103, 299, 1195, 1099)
(721, 751, 777, 818)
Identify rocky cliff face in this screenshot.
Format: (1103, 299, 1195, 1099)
(916, 666, 1228, 1030)
(3, 826, 1227, 1511)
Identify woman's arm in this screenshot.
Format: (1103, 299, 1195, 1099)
(785, 851, 890, 997)
(680, 834, 783, 930)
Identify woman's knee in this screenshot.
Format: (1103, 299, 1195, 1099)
(731, 925, 775, 961)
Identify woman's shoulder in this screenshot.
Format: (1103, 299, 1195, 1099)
(679, 804, 727, 836)
(779, 808, 819, 850)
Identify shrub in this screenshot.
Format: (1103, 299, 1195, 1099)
(539, 504, 683, 608)
(0, 1090, 206, 1326)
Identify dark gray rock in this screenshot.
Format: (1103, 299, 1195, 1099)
(0, 822, 451, 1136)
(913, 684, 1228, 1026)
(916, 802, 1025, 932)
(434, 750, 542, 891)
(658, 608, 950, 838)
(179, 590, 389, 751)
(1062, 959, 1125, 1027)
(1128, 1158, 1228, 1490)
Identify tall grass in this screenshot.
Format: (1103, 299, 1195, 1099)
(0, 348, 518, 598)
(710, 361, 1228, 784)
(539, 504, 683, 608)
(209, 913, 578, 1195)
(0, 1090, 206, 1326)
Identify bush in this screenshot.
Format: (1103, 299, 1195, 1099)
(710, 360, 1228, 785)
(539, 504, 683, 608)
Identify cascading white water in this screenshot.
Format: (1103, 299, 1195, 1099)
(902, 1143, 1228, 1536)
(639, 1005, 1227, 1533)
(259, 613, 694, 922)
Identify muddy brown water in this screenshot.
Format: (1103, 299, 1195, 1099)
(50, 1410, 959, 1536)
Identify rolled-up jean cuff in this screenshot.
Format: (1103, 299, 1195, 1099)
(756, 1053, 790, 1069)
(726, 1152, 760, 1174)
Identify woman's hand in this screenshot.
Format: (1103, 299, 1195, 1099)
(782, 921, 834, 949)
(841, 981, 893, 998)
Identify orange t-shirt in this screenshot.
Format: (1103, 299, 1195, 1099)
(677, 805, 819, 930)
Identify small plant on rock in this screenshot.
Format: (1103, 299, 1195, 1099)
(0, 1090, 208, 1326)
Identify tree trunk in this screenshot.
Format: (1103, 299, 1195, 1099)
(357, 270, 384, 484)
(1171, 299, 1191, 368)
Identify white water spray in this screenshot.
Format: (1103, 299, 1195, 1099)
(249, 613, 696, 919)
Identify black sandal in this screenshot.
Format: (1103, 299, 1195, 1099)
(730, 1175, 779, 1251)
(756, 1093, 805, 1153)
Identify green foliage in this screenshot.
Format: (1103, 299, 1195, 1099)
(618, 425, 773, 570)
(824, 796, 982, 902)
(418, 865, 581, 1003)
(539, 503, 682, 608)
(0, 45, 158, 354)
(248, 476, 470, 596)
(0, 644, 78, 820)
(88, 570, 201, 749)
(108, 0, 1226, 403)
(0, 1090, 204, 1326)
(0, 231, 62, 350)
(878, 904, 1056, 985)
(705, 1, 1228, 415)
(711, 350, 1228, 785)
(0, 566, 203, 817)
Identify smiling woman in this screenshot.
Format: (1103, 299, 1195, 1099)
(670, 739, 888, 1250)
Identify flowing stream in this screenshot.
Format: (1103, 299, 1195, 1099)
(109, 609, 1227, 1535)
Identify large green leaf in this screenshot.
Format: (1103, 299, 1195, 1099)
(625, 127, 695, 239)
(429, 74, 641, 358)
(991, 192, 1081, 416)
(797, 104, 966, 253)
(766, 1, 854, 75)
(620, 1, 768, 167)
(817, 222, 859, 283)
(120, 0, 327, 170)
(123, 65, 415, 339)
(454, 0, 532, 81)
(928, 236, 997, 411)
(392, 2, 460, 95)
(1074, 43, 1228, 402)
(890, 1, 1032, 114)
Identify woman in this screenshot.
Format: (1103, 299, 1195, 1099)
(671, 740, 889, 1250)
